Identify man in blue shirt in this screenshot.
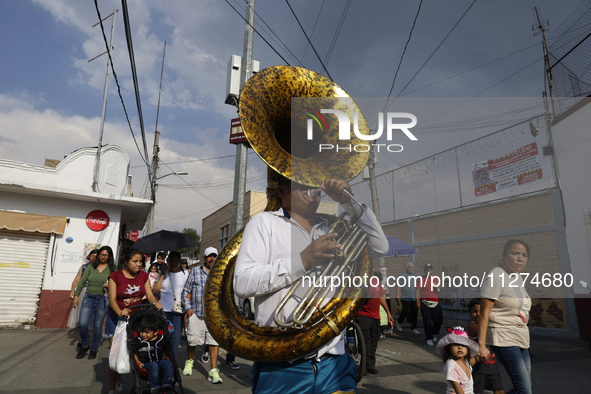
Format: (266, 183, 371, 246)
(395, 262, 420, 335)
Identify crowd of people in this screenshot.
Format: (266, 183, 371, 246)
(68, 191, 532, 394)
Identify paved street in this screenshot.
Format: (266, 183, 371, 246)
(1, 325, 589, 393)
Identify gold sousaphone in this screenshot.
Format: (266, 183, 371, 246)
(203, 66, 372, 362)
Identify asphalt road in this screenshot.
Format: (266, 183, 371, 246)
(0, 325, 589, 393)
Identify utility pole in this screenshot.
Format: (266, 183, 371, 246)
(148, 42, 167, 235)
(91, 7, 118, 192)
(367, 146, 385, 271)
(533, 6, 556, 116)
(230, 0, 255, 236)
(368, 148, 381, 223)
(149, 130, 160, 235)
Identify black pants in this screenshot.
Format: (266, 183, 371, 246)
(397, 300, 418, 329)
(420, 302, 443, 341)
(355, 315, 380, 371)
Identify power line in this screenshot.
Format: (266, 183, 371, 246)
(300, 0, 327, 62)
(232, 0, 305, 68)
(396, 0, 478, 98)
(92, 0, 152, 188)
(400, 43, 539, 96)
(383, 0, 424, 112)
(323, 0, 352, 67)
(158, 159, 221, 207)
(130, 150, 256, 168)
(224, 0, 291, 65)
(285, 0, 333, 81)
(120, 0, 152, 180)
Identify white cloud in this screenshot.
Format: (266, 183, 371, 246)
(0, 93, 243, 233)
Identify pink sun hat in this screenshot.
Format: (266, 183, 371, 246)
(435, 326, 479, 357)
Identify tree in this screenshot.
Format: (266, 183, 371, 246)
(179, 228, 200, 257)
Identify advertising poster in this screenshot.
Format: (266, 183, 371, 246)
(472, 142, 543, 197)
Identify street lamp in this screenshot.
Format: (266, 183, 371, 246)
(149, 171, 188, 234)
(156, 171, 188, 180)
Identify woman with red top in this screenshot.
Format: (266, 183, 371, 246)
(415, 263, 443, 347)
(107, 248, 161, 394)
(355, 272, 394, 375)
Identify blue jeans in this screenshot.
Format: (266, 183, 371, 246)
(164, 312, 183, 361)
(252, 353, 357, 394)
(144, 360, 174, 389)
(104, 308, 118, 339)
(490, 345, 532, 394)
(78, 294, 108, 351)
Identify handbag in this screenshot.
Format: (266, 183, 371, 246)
(109, 320, 131, 374)
(169, 273, 184, 314)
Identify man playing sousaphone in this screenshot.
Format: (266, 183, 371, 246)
(234, 174, 388, 394)
(201, 65, 388, 393)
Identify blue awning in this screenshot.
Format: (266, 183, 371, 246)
(383, 235, 417, 257)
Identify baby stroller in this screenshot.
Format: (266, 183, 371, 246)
(126, 305, 185, 394)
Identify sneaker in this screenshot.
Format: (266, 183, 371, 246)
(208, 368, 223, 384)
(115, 376, 124, 393)
(412, 329, 421, 335)
(150, 386, 160, 394)
(76, 345, 89, 359)
(161, 384, 172, 394)
(432, 335, 438, 343)
(88, 350, 97, 360)
(226, 360, 240, 370)
(183, 359, 194, 375)
(396, 322, 402, 332)
(426, 339, 434, 346)
(201, 351, 210, 363)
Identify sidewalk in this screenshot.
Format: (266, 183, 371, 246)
(0, 326, 589, 393)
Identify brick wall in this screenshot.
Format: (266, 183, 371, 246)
(382, 192, 568, 330)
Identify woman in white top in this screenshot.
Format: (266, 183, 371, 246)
(478, 240, 532, 394)
(152, 251, 189, 360)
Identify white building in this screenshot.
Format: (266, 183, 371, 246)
(0, 145, 152, 328)
(551, 98, 591, 340)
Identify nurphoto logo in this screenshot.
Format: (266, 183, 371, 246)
(306, 109, 418, 153)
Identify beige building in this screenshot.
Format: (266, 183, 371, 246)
(201, 190, 339, 253)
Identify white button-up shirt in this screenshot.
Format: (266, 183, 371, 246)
(234, 201, 388, 359)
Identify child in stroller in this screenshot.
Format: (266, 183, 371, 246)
(128, 306, 184, 394)
(133, 314, 173, 393)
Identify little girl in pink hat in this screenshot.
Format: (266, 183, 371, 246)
(436, 326, 480, 394)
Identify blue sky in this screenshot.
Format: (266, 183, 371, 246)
(0, 0, 584, 233)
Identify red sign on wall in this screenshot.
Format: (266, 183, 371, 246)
(128, 230, 139, 242)
(86, 210, 110, 231)
(229, 118, 248, 144)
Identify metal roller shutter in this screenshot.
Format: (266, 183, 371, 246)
(0, 230, 50, 324)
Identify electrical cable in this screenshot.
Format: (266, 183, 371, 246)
(323, 0, 352, 67)
(120, 0, 152, 189)
(285, 0, 333, 81)
(396, 0, 478, 98)
(130, 150, 257, 168)
(158, 159, 221, 207)
(224, 0, 291, 66)
(300, 0, 327, 62)
(93, 0, 151, 182)
(383, 0, 424, 112)
(400, 42, 539, 96)
(232, 0, 305, 68)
